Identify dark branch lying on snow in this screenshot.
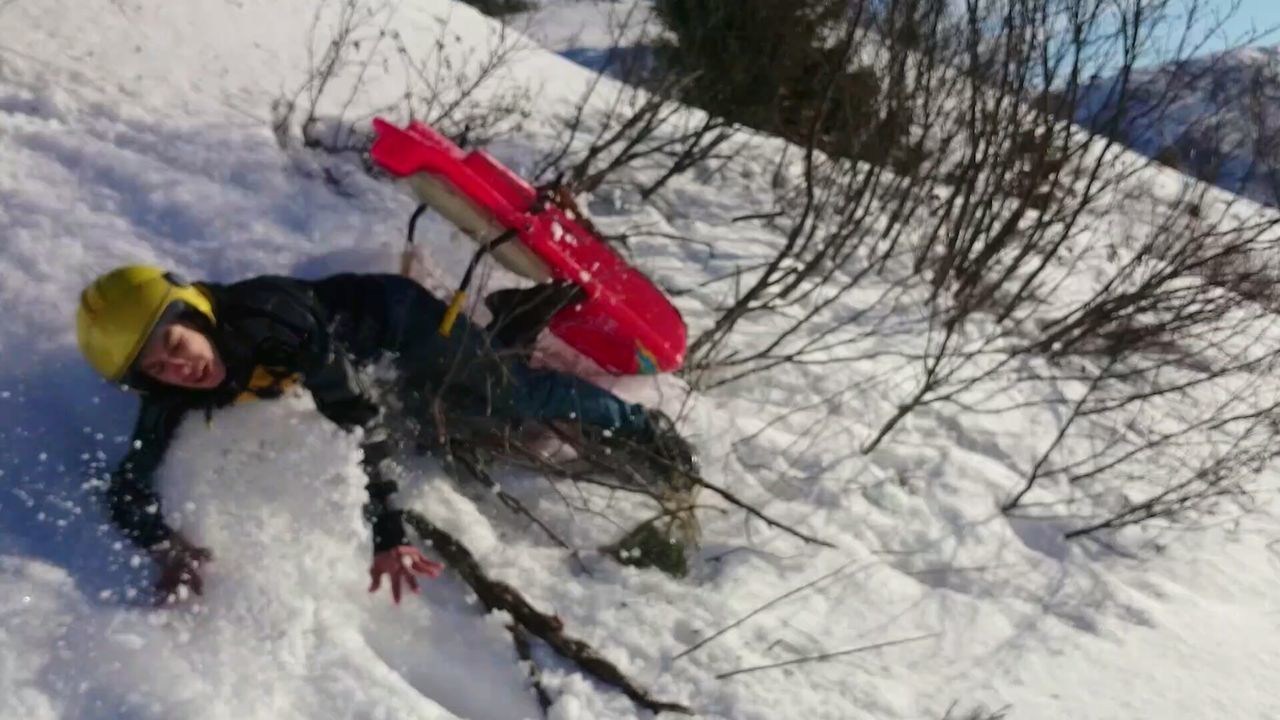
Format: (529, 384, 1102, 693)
(402, 510, 693, 717)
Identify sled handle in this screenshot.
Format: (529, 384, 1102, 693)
(437, 183, 564, 337)
(401, 204, 432, 277)
(438, 227, 521, 337)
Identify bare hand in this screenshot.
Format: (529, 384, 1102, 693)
(369, 545, 443, 604)
(148, 533, 213, 606)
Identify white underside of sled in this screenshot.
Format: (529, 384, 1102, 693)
(403, 173, 553, 283)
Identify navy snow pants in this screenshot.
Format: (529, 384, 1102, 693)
(374, 277, 650, 436)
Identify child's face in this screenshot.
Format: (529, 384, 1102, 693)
(136, 320, 227, 390)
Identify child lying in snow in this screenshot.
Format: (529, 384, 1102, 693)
(76, 266, 695, 605)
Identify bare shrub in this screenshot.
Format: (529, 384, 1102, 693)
(274, 0, 532, 156)
(524, 4, 740, 203)
(672, 0, 1280, 539)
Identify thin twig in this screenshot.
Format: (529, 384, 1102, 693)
(446, 444, 591, 576)
(674, 557, 866, 661)
(715, 632, 939, 680)
(731, 210, 786, 223)
(691, 475, 836, 548)
(509, 624, 554, 714)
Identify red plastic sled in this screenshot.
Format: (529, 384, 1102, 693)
(369, 118, 686, 375)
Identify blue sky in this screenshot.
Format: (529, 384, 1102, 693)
(1121, 0, 1280, 70)
(1200, 0, 1280, 54)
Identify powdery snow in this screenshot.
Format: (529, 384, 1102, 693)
(1, 1, 1279, 719)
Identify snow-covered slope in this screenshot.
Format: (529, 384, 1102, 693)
(509, 0, 657, 74)
(1079, 44, 1280, 208)
(3, 1, 1280, 719)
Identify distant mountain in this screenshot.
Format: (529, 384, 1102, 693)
(1078, 45, 1280, 207)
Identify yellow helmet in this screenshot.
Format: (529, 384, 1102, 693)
(76, 265, 215, 382)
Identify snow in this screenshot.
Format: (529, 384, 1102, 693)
(2, 0, 1280, 718)
(510, 0, 658, 73)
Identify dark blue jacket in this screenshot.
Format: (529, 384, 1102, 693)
(105, 274, 648, 553)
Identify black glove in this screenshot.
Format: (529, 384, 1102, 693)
(484, 281, 587, 352)
(148, 532, 213, 605)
